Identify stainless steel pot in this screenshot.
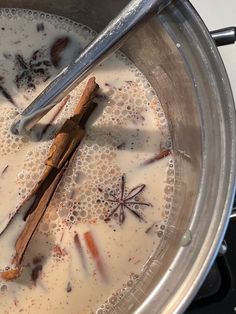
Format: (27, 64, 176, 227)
(1, 0, 235, 313)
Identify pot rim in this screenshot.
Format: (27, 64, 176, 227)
(135, 0, 236, 313)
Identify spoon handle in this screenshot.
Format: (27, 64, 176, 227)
(12, 0, 170, 135)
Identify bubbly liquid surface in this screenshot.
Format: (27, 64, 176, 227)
(0, 9, 174, 314)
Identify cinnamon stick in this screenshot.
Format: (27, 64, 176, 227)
(84, 231, 107, 281)
(0, 77, 99, 280)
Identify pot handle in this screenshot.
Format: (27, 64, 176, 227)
(210, 27, 236, 46)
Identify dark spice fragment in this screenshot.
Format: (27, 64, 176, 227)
(66, 281, 72, 293)
(32, 256, 43, 265)
(50, 36, 70, 68)
(145, 223, 155, 234)
(43, 75, 51, 82)
(43, 60, 51, 67)
(117, 142, 126, 150)
(31, 50, 41, 61)
(3, 53, 11, 59)
(104, 217, 111, 222)
(16, 54, 28, 70)
(0, 83, 16, 106)
(31, 264, 42, 285)
(141, 149, 171, 166)
(0, 284, 7, 292)
(74, 233, 87, 272)
(36, 23, 44, 32)
(15, 50, 52, 90)
(33, 68, 45, 75)
(1, 165, 9, 176)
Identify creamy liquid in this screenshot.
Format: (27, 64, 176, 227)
(0, 9, 174, 314)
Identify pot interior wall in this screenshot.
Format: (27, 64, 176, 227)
(0, 0, 204, 312)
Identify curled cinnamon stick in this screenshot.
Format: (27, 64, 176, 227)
(0, 77, 99, 280)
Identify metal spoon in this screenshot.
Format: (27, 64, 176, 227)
(11, 0, 171, 135)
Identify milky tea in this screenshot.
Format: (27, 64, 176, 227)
(0, 9, 174, 314)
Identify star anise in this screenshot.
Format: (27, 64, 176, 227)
(15, 50, 52, 90)
(105, 175, 150, 225)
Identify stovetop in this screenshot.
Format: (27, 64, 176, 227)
(186, 203, 236, 313)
